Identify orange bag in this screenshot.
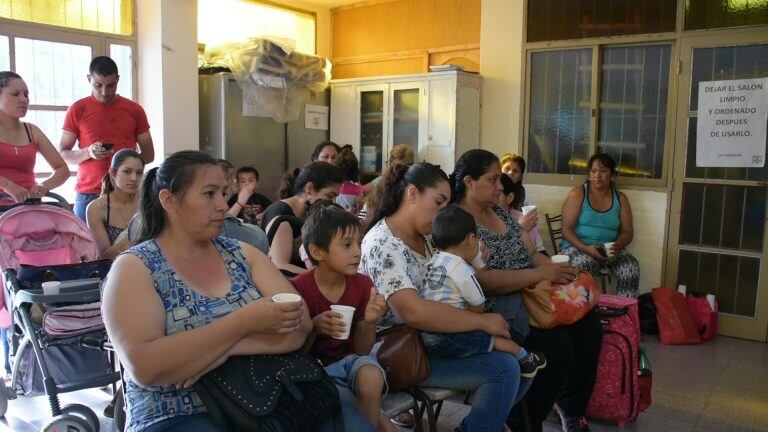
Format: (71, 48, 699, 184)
(522, 272, 601, 329)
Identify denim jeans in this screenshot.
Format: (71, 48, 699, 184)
(74, 192, 99, 221)
(140, 401, 376, 432)
(1, 328, 10, 376)
(419, 350, 532, 432)
(423, 330, 494, 359)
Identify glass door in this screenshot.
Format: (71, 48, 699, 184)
(389, 82, 425, 165)
(358, 84, 389, 177)
(666, 33, 768, 341)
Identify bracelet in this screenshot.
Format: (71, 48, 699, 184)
(236, 201, 246, 207)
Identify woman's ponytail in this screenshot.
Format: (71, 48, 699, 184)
(136, 167, 161, 243)
(101, 172, 115, 196)
(278, 168, 301, 199)
(366, 162, 448, 232)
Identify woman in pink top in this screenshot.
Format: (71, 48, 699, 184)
(0, 72, 69, 204)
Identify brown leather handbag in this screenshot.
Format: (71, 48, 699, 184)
(376, 324, 430, 390)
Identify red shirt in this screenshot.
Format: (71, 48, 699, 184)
(63, 96, 150, 194)
(291, 270, 373, 365)
(0, 124, 38, 203)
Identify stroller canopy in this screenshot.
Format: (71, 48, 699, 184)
(0, 204, 100, 271)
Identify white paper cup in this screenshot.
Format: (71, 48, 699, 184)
(330, 305, 356, 340)
(677, 284, 687, 297)
(522, 205, 537, 215)
(551, 254, 570, 264)
(603, 242, 616, 258)
(272, 293, 302, 303)
(42, 281, 60, 295)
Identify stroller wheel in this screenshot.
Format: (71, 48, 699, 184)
(0, 378, 7, 417)
(61, 404, 100, 432)
(114, 390, 126, 431)
(41, 413, 95, 432)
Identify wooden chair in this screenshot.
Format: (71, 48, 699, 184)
(545, 213, 610, 293)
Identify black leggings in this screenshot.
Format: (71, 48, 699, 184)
(509, 312, 602, 432)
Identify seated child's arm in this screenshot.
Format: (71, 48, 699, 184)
(353, 287, 387, 355)
(468, 304, 485, 313)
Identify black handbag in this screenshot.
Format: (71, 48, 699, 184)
(194, 351, 344, 432)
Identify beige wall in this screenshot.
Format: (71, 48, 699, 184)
(481, 0, 669, 293)
(479, 0, 524, 157)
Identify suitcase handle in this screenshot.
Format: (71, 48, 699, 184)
(594, 305, 629, 318)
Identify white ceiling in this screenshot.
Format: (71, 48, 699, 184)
(297, 0, 362, 9)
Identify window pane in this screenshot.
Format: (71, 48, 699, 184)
(14, 38, 92, 106)
(677, 250, 760, 317)
(597, 45, 671, 179)
(528, 49, 592, 175)
(527, 0, 676, 43)
(23, 110, 71, 172)
(685, 0, 768, 30)
(0, 0, 133, 35)
(110, 44, 133, 100)
(689, 44, 768, 111)
(0, 35, 9, 70)
(679, 183, 766, 252)
(198, 0, 316, 55)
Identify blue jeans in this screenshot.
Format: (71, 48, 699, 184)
(141, 401, 376, 432)
(325, 353, 388, 396)
(420, 351, 532, 432)
(1, 328, 10, 376)
(423, 330, 494, 358)
(74, 192, 99, 221)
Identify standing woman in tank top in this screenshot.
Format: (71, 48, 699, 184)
(86, 149, 144, 259)
(560, 153, 640, 297)
(0, 72, 69, 204)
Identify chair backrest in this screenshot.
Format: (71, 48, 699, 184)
(544, 213, 563, 255)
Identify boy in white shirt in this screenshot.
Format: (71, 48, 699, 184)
(419, 205, 547, 378)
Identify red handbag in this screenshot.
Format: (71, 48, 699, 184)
(651, 287, 701, 345)
(685, 293, 718, 341)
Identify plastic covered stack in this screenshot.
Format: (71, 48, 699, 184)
(204, 38, 332, 122)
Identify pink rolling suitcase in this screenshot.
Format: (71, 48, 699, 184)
(586, 295, 645, 427)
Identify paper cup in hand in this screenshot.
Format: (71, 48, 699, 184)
(551, 255, 570, 264)
(272, 293, 302, 303)
(603, 242, 616, 258)
(330, 305, 356, 340)
(42, 281, 60, 295)
(522, 205, 537, 215)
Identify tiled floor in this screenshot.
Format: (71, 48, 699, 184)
(1, 335, 766, 431)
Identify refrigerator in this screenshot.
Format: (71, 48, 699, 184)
(198, 73, 329, 201)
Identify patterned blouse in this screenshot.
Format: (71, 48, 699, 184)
(123, 236, 262, 432)
(359, 218, 434, 328)
(476, 206, 532, 335)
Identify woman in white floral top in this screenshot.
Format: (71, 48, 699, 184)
(359, 162, 531, 432)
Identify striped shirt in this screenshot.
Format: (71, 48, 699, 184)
(419, 251, 484, 309)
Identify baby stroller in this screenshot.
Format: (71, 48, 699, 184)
(0, 194, 120, 432)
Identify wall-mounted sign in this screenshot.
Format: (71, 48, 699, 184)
(696, 77, 768, 167)
(305, 104, 329, 130)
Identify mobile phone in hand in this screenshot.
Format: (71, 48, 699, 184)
(101, 142, 115, 150)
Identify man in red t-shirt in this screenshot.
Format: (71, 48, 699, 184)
(59, 56, 154, 220)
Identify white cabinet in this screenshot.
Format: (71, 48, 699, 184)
(330, 71, 481, 176)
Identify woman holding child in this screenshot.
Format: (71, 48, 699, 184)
(453, 149, 602, 432)
(102, 151, 376, 431)
(359, 162, 531, 432)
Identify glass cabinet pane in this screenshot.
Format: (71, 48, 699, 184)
(685, 0, 768, 31)
(0, 35, 9, 70)
(360, 91, 384, 175)
(392, 88, 420, 150)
